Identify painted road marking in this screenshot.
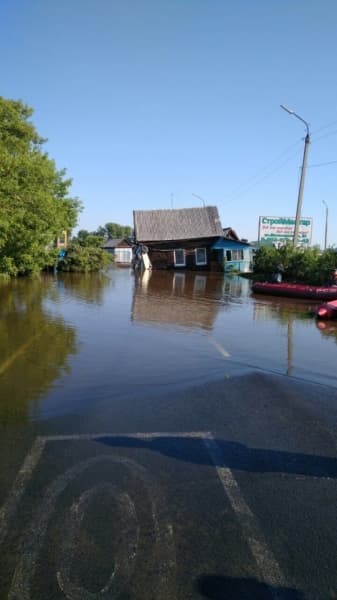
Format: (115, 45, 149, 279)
(208, 337, 231, 358)
(1, 431, 290, 598)
(0, 436, 46, 547)
(9, 453, 176, 599)
(203, 434, 288, 599)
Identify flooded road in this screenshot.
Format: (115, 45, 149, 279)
(1, 268, 337, 424)
(1, 268, 337, 599)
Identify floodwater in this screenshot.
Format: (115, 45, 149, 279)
(2, 268, 337, 599)
(1, 267, 337, 425)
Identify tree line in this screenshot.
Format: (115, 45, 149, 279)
(0, 96, 131, 276)
(72, 223, 133, 247)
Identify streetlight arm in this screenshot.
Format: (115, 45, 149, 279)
(292, 112, 309, 135)
(280, 104, 293, 115)
(280, 104, 309, 135)
(192, 193, 206, 207)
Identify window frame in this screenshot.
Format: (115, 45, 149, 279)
(195, 247, 207, 266)
(226, 249, 244, 261)
(174, 249, 186, 267)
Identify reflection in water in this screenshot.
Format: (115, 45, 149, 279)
(0, 277, 78, 424)
(131, 271, 226, 331)
(287, 316, 294, 376)
(222, 275, 251, 300)
(251, 293, 337, 384)
(56, 272, 112, 305)
(253, 296, 314, 325)
(316, 319, 337, 340)
(253, 299, 314, 377)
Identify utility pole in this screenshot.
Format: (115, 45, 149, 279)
(323, 200, 328, 250)
(280, 105, 310, 247)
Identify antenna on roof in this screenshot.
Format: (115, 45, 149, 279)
(170, 193, 174, 209)
(192, 193, 206, 207)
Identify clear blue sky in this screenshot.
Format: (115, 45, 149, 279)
(1, 0, 337, 245)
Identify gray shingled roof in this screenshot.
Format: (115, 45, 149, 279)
(102, 238, 133, 249)
(102, 238, 123, 248)
(133, 206, 223, 242)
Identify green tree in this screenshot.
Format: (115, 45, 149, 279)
(0, 97, 82, 276)
(72, 230, 104, 247)
(104, 222, 132, 239)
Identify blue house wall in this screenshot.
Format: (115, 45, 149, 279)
(211, 238, 252, 273)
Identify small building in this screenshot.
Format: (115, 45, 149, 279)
(102, 238, 133, 265)
(133, 206, 224, 270)
(211, 234, 252, 273)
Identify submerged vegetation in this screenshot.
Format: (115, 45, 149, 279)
(253, 243, 337, 285)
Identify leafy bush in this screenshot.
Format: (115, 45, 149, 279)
(57, 243, 113, 272)
(253, 243, 337, 285)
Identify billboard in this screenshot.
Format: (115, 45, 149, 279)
(258, 216, 313, 247)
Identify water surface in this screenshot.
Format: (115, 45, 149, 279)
(1, 267, 337, 424)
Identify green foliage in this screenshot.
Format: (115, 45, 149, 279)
(102, 222, 133, 239)
(0, 96, 82, 276)
(253, 243, 337, 285)
(57, 243, 113, 272)
(72, 230, 104, 247)
(72, 222, 133, 249)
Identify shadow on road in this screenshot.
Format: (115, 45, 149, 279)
(195, 574, 304, 599)
(96, 435, 337, 479)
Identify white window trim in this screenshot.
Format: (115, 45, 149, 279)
(195, 247, 207, 266)
(174, 249, 186, 267)
(115, 248, 132, 262)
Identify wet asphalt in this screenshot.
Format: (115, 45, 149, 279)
(1, 371, 337, 599)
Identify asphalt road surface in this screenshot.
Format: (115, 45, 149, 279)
(1, 372, 337, 599)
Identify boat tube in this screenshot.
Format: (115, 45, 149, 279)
(252, 282, 337, 301)
(316, 299, 337, 320)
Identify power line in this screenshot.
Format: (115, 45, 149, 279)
(225, 138, 302, 200)
(220, 145, 303, 205)
(307, 159, 337, 168)
(311, 117, 337, 137)
(219, 115, 337, 205)
(311, 128, 337, 143)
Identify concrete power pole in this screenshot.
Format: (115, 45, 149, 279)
(280, 105, 310, 247)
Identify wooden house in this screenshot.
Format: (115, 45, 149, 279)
(133, 206, 224, 270)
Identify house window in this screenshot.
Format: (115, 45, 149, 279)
(174, 249, 186, 267)
(226, 249, 244, 261)
(195, 248, 207, 265)
(116, 248, 132, 263)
